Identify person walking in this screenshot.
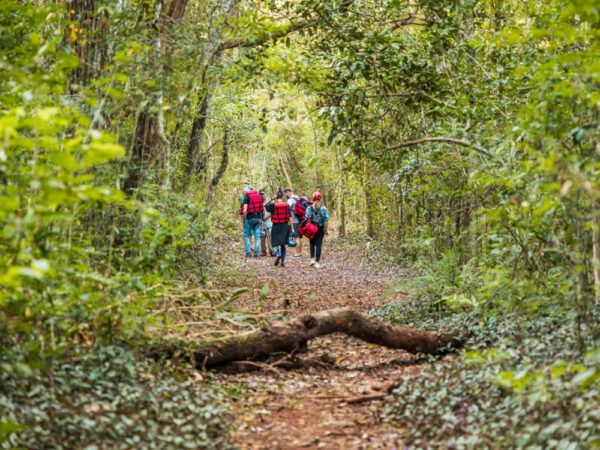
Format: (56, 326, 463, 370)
(242, 186, 264, 257)
(259, 189, 275, 257)
(266, 190, 293, 267)
(304, 191, 329, 268)
(283, 187, 304, 258)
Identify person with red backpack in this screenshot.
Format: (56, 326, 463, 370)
(303, 192, 329, 268)
(242, 186, 264, 257)
(283, 187, 311, 258)
(265, 190, 294, 267)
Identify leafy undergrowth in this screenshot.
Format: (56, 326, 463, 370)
(0, 346, 233, 449)
(372, 301, 600, 449)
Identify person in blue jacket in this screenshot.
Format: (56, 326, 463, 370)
(304, 191, 329, 268)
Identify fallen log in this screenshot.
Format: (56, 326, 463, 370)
(192, 308, 465, 369)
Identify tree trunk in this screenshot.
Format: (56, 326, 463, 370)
(362, 158, 375, 238)
(336, 143, 346, 237)
(67, 0, 109, 90)
(162, 0, 189, 27)
(120, 0, 189, 194)
(182, 0, 242, 188)
(123, 109, 159, 194)
(185, 63, 219, 184)
(188, 308, 464, 369)
(311, 117, 320, 186)
(592, 198, 600, 305)
(210, 129, 230, 189)
(279, 154, 293, 189)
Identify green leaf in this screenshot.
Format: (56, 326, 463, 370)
(82, 141, 125, 167)
(259, 282, 269, 299)
(218, 288, 248, 310)
(0, 421, 25, 438)
(572, 368, 599, 389)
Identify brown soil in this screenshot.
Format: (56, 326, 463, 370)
(213, 239, 421, 449)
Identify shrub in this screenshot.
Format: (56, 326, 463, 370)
(0, 346, 233, 449)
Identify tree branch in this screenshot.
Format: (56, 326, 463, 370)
(386, 137, 493, 158)
(161, 308, 466, 369)
(215, 20, 314, 53)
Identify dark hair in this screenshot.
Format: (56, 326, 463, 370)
(276, 190, 284, 199)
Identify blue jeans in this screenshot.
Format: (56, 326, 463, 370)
(244, 218, 261, 256)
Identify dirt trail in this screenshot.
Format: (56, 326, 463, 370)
(212, 241, 420, 449)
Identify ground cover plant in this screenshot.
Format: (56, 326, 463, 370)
(0, 346, 232, 449)
(374, 296, 600, 449)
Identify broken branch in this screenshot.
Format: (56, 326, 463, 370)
(190, 308, 465, 369)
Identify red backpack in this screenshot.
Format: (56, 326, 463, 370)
(299, 217, 318, 239)
(293, 196, 311, 218)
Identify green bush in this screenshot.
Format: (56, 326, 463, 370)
(0, 1, 210, 369)
(0, 346, 233, 449)
(373, 300, 600, 449)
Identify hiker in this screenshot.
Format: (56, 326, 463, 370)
(242, 186, 264, 257)
(265, 190, 294, 267)
(283, 187, 309, 258)
(304, 191, 329, 268)
(259, 189, 275, 257)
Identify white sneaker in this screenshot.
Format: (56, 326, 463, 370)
(310, 259, 316, 266)
(314, 262, 321, 269)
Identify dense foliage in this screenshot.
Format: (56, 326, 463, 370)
(0, 0, 211, 366)
(0, 346, 232, 449)
(373, 297, 599, 448)
(288, 0, 600, 313)
(0, 1, 216, 442)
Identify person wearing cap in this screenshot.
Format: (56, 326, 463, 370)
(304, 192, 329, 268)
(242, 185, 264, 257)
(259, 189, 275, 257)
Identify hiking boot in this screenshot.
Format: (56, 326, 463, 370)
(280, 262, 285, 268)
(274, 255, 281, 266)
(314, 262, 321, 269)
(253, 253, 259, 258)
(310, 259, 316, 266)
(260, 252, 267, 257)
(245, 253, 251, 258)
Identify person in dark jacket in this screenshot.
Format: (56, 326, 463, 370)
(265, 190, 294, 267)
(304, 191, 329, 268)
(283, 187, 304, 258)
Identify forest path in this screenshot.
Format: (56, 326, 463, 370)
(214, 239, 420, 449)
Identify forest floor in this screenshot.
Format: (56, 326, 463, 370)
(211, 238, 423, 449)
